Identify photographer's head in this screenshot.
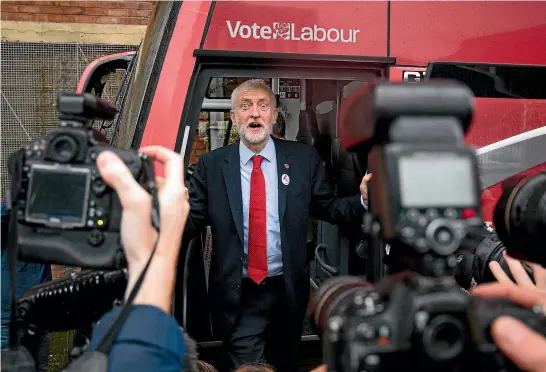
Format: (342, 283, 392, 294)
(234, 363, 276, 372)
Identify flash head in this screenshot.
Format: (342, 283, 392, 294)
(338, 80, 475, 150)
(57, 92, 118, 123)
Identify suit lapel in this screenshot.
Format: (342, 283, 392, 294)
(223, 144, 244, 245)
(274, 138, 291, 224)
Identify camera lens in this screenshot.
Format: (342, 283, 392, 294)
(50, 135, 78, 163)
(311, 276, 372, 331)
(422, 315, 465, 361)
(494, 172, 546, 265)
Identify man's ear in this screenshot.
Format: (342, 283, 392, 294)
(230, 110, 236, 124)
(272, 107, 279, 123)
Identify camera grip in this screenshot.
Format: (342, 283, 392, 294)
(468, 296, 545, 371)
(468, 296, 546, 343)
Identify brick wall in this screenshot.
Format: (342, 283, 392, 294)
(0, 1, 156, 25)
(190, 136, 207, 165)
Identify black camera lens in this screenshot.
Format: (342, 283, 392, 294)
(50, 135, 78, 163)
(472, 231, 536, 285)
(422, 315, 465, 361)
(493, 172, 546, 265)
(311, 276, 372, 331)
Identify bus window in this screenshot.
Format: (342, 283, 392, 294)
(427, 63, 546, 99)
(190, 110, 235, 165)
(426, 62, 546, 224)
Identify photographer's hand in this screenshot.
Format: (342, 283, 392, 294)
(489, 251, 546, 292)
(97, 147, 189, 313)
(472, 283, 546, 372)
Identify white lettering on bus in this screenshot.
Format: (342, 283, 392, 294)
(226, 21, 360, 43)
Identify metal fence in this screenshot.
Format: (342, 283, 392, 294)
(0, 41, 135, 198)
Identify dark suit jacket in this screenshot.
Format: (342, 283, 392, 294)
(186, 137, 364, 337)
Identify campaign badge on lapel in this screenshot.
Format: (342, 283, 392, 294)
(281, 174, 290, 186)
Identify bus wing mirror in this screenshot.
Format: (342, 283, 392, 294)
(76, 51, 136, 97)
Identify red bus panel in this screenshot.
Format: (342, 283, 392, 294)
(390, 1, 546, 66)
(204, 1, 388, 56)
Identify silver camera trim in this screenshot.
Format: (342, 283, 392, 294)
(25, 163, 91, 229)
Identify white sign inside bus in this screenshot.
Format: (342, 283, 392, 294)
(403, 71, 427, 82)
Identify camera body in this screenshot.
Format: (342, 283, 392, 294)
(9, 93, 150, 269)
(317, 274, 545, 372)
(312, 81, 546, 372)
(372, 144, 481, 259)
(339, 80, 483, 277)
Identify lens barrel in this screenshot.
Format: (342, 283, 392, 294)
(493, 172, 546, 265)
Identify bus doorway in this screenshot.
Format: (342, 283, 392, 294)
(169, 55, 393, 370)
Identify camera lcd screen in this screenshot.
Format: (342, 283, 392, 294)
(26, 165, 90, 227)
(398, 155, 476, 207)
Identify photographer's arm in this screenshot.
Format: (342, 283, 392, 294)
(87, 147, 191, 371)
(472, 283, 546, 372)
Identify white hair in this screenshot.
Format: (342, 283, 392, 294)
(230, 79, 276, 110)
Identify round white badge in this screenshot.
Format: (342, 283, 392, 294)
(281, 174, 290, 185)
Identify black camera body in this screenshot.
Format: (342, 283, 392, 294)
(317, 273, 545, 372)
(8, 92, 151, 269)
(373, 144, 481, 258)
(339, 80, 483, 277)
(311, 81, 546, 372)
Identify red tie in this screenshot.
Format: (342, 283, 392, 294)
(248, 155, 268, 284)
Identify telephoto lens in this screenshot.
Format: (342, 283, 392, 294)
(494, 172, 546, 266)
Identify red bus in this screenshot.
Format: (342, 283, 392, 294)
(77, 1, 546, 368)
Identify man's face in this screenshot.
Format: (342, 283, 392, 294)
(231, 87, 278, 145)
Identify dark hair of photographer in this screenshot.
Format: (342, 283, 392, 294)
(196, 360, 218, 372)
(234, 362, 276, 372)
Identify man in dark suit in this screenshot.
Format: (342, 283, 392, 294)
(186, 79, 371, 372)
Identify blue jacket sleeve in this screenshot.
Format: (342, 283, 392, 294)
(89, 305, 185, 372)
